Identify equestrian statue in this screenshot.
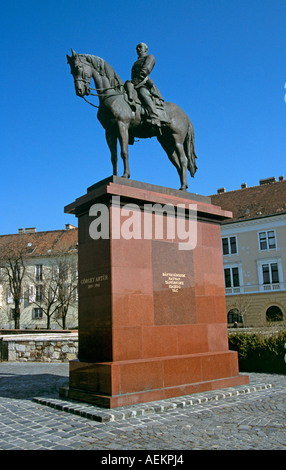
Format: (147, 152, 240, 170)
(66, 43, 197, 190)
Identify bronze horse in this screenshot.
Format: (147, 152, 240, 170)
(66, 49, 197, 190)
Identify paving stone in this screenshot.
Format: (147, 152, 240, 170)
(0, 363, 286, 450)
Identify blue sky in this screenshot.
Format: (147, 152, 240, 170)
(1, 0, 285, 234)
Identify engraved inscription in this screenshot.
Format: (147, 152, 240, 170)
(162, 272, 186, 292)
(80, 274, 108, 290)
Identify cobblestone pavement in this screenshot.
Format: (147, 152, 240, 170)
(0, 362, 285, 451)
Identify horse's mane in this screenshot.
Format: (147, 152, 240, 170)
(81, 54, 124, 90)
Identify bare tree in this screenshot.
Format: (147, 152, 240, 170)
(229, 295, 252, 328)
(55, 255, 78, 329)
(0, 239, 29, 329)
(28, 264, 58, 329)
(27, 251, 78, 329)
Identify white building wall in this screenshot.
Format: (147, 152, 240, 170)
(0, 254, 78, 330)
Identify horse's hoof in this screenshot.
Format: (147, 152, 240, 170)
(122, 173, 130, 179)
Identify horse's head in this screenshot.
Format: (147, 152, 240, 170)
(66, 49, 92, 97)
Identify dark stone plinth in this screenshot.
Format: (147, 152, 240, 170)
(86, 176, 211, 203)
(63, 177, 249, 408)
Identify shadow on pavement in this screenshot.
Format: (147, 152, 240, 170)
(0, 364, 69, 399)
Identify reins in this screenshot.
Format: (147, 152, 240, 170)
(82, 96, 99, 108)
(72, 56, 125, 108)
(81, 85, 125, 108)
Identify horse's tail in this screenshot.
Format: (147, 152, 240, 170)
(184, 120, 198, 177)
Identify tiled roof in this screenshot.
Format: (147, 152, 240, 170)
(210, 178, 286, 222)
(0, 228, 78, 258)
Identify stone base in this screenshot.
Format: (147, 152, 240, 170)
(62, 352, 249, 408)
(64, 177, 249, 409)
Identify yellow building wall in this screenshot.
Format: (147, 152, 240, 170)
(226, 291, 286, 327)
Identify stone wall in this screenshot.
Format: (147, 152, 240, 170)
(0, 333, 78, 362)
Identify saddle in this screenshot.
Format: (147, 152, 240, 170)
(124, 84, 169, 132)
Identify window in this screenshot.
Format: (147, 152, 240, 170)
(262, 263, 279, 285)
(48, 286, 58, 302)
(35, 264, 43, 281)
(9, 308, 15, 320)
(52, 265, 59, 280)
(73, 285, 78, 302)
(224, 267, 240, 288)
(60, 265, 69, 280)
(224, 264, 243, 295)
(35, 285, 44, 302)
(258, 230, 276, 251)
(257, 259, 283, 291)
(227, 308, 243, 324)
(7, 288, 13, 304)
(222, 236, 237, 255)
(33, 308, 43, 319)
(266, 306, 283, 322)
(28, 285, 35, 303)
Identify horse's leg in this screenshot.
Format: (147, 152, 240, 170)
(117, 121, 130, 178)
(174, 139, 188, 190)
(158, 133, 187, 190)
(106, 130, 118, 175)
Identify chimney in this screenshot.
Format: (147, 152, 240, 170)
(279, 176, 284, 181)
(18, 228, 24, 234)
(241, 183, 247, 189)
(65, 224, 76, 230)
(217, 187, 226, 194)
(259, 177, 276, 185)
(25, 227, 36, 233)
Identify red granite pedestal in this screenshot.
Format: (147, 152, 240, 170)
(64, 176, 249, 408)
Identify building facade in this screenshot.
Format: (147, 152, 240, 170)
(0, 225, 78, 330)
(211, 176, 286, 327)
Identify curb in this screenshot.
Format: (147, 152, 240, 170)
(33, 383, 273, 423)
